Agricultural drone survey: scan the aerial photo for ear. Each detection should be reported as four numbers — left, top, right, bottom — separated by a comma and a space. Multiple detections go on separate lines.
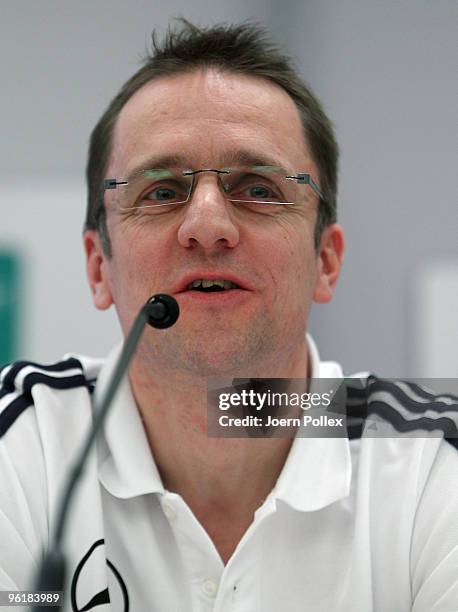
313, 223, 345, 304
83, 230, 114, 310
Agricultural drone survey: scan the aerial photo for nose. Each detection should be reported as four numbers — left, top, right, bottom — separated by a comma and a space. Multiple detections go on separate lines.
177, 173, 240, 251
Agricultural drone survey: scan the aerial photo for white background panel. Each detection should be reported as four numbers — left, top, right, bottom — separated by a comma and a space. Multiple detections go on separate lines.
2, 183, 121, 362
413, 262, 458, 378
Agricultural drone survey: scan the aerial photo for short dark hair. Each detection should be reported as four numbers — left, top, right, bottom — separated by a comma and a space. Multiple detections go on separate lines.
85, 19, 338, 255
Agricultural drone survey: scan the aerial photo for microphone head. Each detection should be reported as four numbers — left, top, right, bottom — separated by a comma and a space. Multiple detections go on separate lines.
145, 294, 180, 329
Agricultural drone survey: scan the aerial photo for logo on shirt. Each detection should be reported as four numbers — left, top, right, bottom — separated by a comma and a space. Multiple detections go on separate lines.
70, 539, 129, 611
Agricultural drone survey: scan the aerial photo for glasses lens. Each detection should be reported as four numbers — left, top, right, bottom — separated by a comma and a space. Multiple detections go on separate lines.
220, 166, 297, 205
121, 168, 192, 210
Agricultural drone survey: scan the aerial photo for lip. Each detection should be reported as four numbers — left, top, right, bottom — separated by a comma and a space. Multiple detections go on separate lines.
173, 271, 254, 294
175, 288, 251, 306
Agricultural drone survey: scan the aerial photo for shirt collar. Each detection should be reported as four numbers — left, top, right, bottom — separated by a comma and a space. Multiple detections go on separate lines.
271, 334, 352, 512
96, 343, 165, 499
96, 335, 351, 508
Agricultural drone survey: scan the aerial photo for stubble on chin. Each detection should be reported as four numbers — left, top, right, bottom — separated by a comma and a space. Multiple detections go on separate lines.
135, 312, 282, 378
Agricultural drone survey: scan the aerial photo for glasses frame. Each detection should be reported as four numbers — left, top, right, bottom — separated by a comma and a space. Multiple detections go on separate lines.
103, 166, 324, 210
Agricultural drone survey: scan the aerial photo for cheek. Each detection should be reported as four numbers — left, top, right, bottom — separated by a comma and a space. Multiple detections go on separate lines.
110, 215, 163, 268
254, 223, 317, 311
273, 223, 317, 283
106, 224, 165, 309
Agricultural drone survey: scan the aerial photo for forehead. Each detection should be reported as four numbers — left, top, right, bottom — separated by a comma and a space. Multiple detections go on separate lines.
109, 68, 312, 174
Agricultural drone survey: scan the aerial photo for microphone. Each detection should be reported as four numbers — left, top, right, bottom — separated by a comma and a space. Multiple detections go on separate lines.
32, 294, 179, 611
145, 293, 180, 329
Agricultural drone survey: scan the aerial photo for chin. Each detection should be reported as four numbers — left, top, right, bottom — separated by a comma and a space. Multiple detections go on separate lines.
176, 334, 268, 377
182, 346, 252, 376
137, 316, 280, 376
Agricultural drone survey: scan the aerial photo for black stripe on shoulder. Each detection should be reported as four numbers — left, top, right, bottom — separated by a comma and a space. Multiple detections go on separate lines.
368, 400, 458, 438
346, 419, 364, 440
1, 357, 85, 394
345, 376, 458, 448
345, 379, 368, 440
0, 395, 33, 438
86, 378, 97, 395
402, 380, 458, 402
446, 436, 458, 451
0, 357, 93, 439
22, 371, 88, 394
367, 377, 458, 415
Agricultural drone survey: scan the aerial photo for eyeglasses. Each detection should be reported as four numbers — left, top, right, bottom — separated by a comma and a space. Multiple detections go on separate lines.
104, 165, 324, 213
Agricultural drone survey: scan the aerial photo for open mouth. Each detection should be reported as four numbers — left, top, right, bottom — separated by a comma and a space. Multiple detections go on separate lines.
187, 279, 241, 293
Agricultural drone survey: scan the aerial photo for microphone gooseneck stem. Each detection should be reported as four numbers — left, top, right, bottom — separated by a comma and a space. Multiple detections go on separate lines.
33, 294, 179, 612
53, 304, 149, 547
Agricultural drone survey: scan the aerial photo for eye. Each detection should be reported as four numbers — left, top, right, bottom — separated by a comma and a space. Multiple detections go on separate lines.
141, 180, 189, 205
145, 186, 178, 201
224, 172, 283, 203
245, 184, 277, 201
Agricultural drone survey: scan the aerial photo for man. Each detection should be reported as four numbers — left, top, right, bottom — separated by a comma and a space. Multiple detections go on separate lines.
1, 20, 457, 612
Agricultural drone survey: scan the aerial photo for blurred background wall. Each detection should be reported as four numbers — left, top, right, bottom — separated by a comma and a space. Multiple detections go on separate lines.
1, 0, 457, 376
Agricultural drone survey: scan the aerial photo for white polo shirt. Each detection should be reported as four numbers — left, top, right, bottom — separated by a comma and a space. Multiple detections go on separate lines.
0, 337, 457, 611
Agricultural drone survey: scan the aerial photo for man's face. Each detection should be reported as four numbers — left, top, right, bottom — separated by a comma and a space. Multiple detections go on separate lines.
85, 69, 343, 376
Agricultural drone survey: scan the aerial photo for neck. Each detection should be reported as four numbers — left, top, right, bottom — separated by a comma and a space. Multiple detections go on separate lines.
128, 337, 310, 512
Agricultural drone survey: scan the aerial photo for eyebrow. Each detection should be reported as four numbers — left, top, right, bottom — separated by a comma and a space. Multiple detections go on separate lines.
124, 154, 188, 178
123, 150, 290, 178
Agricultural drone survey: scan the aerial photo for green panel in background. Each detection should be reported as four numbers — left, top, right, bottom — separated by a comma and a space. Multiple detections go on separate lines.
0, 251, 21, 367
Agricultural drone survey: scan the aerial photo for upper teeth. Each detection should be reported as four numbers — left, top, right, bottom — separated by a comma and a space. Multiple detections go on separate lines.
188, 279, 239, 290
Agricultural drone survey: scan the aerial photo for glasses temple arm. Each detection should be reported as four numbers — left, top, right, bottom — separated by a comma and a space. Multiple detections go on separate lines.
288, 173, 325, 200
104, 179, 128, 190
